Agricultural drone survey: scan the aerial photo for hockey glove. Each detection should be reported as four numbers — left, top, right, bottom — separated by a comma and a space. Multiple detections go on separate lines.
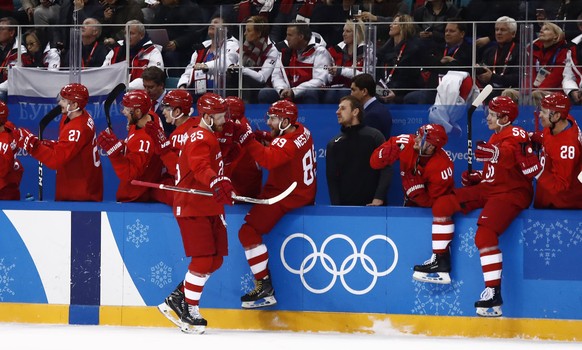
401, 171, 425, 201
210, 175, 234, 206
254, 130, 273, 145
144, 121, 170, 155
516, 142, 543, 180
97, 129, 123, 157
371, 139, 400, 169
461, 170, 482, 187
232, 121, 255, 147
528, 131, 543, 153
475, 141, 499, 163
16, 128, 40, 153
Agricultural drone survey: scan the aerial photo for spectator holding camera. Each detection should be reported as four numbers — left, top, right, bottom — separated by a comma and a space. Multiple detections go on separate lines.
99, 0, 144, 44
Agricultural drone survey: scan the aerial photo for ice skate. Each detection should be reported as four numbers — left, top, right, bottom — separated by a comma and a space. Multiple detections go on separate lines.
412, 253, 451, 284
241, 277, 277, 309
157, 283, 185, 327
180, 304, 207, 334
475, 286, 503, 317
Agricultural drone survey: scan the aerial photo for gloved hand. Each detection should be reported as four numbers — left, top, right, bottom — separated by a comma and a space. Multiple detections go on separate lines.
461, 170, 482, 187
375, 140, 400, 167
16, 128, 40, 153
210, 175, 234, 205
254, 130, 273, 144
475, 141, 499, 163
529, 131, 543, 153
401, 171, 425, 201
97, 129, 123, 156
516, 142, 543, 180
232, 121, 255, 147
144, 121, 170, 155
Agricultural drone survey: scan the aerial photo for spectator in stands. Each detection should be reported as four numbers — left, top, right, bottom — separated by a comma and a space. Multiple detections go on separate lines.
151, 0, 204, 77
0, 17, 26, 100
233, 0, 273, 23
270, 0, 318, 43
376, 14, 422, 104
326, 95, 390, 206
21, 0, 62, 45
476, 16, 520, 100
556, 0, 582, 41
177, 16, 239, 98
412, 0, 460, 51
258, 21, 333, 104
227, 15, 279, 103
350, 73, 392, 139
0, 101, 23, 200
22, 28, 61, 70
354, 0, 409, 42
96, 89, 164, 202
530, 21, 575, 105
308, 0, 351, 45
99, 0, 144, 44
76, 18, 110, 68
404, 19, 472, 105
324, 18, 366, 104
530, 93, 582, 209
102, 19, 164, 90
16, 83, 104, 201
141, 66, 173, 135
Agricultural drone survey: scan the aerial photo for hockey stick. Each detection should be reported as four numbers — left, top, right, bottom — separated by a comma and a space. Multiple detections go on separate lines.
467, 84, 493, 172
38, 106, 62, 201
131, 179, 297, 205
104, 83, 126, 131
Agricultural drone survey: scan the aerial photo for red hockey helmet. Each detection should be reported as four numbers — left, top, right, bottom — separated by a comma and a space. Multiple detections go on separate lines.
418, 123, 448, 149
488, 96, 518, 122
163, 89, 193, 113
541, 93, 571, 117
225, 96, 245, 121
122, 90, 152, 115
0, 101, 8, 126
197, 93, 227, 115
60, 83, 89, 109
267, 100, 298, 124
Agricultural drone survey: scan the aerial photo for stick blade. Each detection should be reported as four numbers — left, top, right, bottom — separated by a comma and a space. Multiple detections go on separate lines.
39, 106, 62, 139
472, 84, 493, 107
105, 83, 126, 107
234, 181, 297, 205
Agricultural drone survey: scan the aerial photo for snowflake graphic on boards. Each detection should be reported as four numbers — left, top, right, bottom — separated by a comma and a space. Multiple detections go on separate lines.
240, 273, 255, 294
151, 261, 172, 288
411, 279, 464, 316
0, 258, 16, 301
520, 219, 582, 266
457, 226, 478, 258
126, 219, 150, 248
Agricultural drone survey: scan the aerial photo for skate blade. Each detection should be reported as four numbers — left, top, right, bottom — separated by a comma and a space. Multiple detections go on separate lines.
180, 323, 206, 334
157, 302, 183, 328
412, 271, 451, 284
241, 296, 277, 309
476, 306, 502, 317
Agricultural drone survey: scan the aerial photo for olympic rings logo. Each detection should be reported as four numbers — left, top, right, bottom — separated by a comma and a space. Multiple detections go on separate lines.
280, 233, 398, 295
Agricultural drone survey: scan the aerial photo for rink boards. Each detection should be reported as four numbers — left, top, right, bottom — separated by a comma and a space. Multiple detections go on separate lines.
0, 202, 581, 341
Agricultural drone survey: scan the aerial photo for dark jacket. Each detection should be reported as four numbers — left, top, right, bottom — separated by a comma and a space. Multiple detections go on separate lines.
326, 123, 391, 206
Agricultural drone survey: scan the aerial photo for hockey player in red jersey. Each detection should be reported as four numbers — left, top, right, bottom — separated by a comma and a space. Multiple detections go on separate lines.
231, 99, 316, 309
221, 96, 263, 198
17, 83, 103, 201
96, 89, 164, 202
370, 123, 454, 207
0, 102, 23, 200
371, 123, 454, 283
156, 92, 234, 334
144, 89, 200, 206
530, 93, 582, 208
414, 96, 536, 317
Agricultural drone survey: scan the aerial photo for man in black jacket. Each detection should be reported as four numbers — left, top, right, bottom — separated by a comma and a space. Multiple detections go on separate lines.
326, 95, 391, 206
